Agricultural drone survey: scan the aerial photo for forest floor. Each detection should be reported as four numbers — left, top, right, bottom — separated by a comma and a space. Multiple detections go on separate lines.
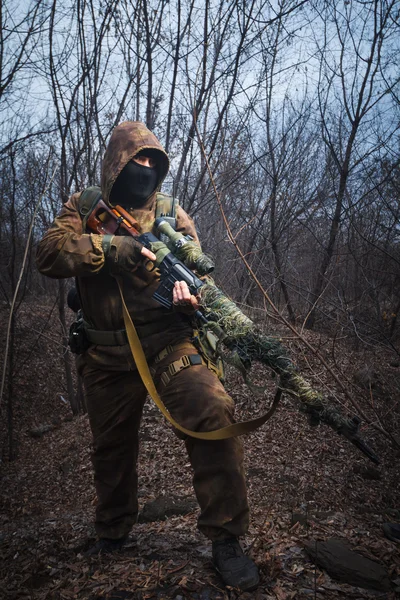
1, 303, 400, 600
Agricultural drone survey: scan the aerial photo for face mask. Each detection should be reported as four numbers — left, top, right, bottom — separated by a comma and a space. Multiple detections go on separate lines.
110, 160, 158, 207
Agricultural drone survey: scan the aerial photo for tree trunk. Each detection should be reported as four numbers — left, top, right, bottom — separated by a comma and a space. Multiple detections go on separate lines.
58, 279, 77, 414
6, 313, 16, 461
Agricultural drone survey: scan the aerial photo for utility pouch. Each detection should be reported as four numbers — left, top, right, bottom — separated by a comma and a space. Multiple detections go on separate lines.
192, 328, 225, 383
68, 311, 90, 355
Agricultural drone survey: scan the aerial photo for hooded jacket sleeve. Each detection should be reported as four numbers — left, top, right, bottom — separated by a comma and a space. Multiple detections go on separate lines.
36, 193, 105, 278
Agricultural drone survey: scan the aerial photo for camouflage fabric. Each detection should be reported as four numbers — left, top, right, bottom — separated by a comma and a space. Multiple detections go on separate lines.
36, 122, 200, 368
36, 121, 249, 541
83, 341, 249, 541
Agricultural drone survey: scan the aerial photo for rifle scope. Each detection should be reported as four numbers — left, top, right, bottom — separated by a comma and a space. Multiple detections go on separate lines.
155, 218, 215, 276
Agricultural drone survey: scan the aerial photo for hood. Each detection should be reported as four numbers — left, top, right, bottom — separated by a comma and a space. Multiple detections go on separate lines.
101, 121, 170, 206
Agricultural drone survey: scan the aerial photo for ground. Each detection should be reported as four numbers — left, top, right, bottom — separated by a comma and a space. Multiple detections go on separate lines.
1, 303, 399, 599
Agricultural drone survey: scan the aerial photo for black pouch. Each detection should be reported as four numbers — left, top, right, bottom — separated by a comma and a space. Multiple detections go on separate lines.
68, 311, 90, 355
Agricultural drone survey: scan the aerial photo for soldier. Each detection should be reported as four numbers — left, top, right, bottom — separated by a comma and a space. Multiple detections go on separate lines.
36, 121, 259, 591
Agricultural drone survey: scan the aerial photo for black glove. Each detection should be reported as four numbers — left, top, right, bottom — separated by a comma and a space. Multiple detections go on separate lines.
102, 234, 144, 274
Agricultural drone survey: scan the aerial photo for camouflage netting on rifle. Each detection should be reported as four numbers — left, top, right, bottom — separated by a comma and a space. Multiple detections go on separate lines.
156, 219, 215, 276
172, 239, 215, 276
199, 282, 356, 435
150, 217, 377, 462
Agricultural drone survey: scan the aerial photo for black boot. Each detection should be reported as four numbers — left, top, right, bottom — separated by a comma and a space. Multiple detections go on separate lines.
212, 537, 259, 591
86, 536, 128, 556
382, 523, 400, 543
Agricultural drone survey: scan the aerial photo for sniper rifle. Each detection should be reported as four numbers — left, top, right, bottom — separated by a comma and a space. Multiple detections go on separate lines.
85, 200, 380, 465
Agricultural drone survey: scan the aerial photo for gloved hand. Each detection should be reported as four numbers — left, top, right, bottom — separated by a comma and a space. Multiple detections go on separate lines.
102, 235, 156, 274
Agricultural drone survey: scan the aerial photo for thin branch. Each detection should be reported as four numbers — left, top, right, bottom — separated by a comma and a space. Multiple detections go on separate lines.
0, 159, 58, 410
193, 116, 393, 443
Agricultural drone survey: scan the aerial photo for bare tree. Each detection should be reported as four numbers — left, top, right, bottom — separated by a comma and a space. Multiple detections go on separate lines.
1, 0, 399, 458
305, 0, 400, 328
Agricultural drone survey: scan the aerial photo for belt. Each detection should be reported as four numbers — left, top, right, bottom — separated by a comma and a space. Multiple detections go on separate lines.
84, 320, 168, 346
84, 324, 128, 346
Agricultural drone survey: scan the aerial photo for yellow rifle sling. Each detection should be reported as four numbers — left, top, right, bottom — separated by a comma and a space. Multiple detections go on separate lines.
117, 279, 281, 439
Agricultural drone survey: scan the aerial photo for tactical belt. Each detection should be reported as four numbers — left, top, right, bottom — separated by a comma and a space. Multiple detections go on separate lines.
84, 324, 128, 346
83, 320, 165, 346
116, 278, 282, 440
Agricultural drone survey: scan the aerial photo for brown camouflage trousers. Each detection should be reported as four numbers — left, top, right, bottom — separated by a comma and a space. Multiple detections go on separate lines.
82, 340, 249, 541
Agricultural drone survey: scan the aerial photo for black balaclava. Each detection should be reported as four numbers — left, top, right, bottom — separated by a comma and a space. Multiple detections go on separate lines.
110, 156, 158, 208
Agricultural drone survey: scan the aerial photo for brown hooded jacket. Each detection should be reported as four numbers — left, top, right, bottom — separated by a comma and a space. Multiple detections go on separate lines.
36, 121, 199, 371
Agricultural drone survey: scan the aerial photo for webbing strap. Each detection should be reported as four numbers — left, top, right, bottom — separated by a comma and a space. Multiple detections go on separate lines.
116, 279, 281, 439
160, 354, 205, 387
153, 342, 193, 364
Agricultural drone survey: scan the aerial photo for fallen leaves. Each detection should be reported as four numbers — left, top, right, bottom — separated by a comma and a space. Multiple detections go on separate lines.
1, 310, 400, 598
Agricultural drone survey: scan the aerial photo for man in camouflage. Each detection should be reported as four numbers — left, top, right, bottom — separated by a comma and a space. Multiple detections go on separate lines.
36, 121, 259, 591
